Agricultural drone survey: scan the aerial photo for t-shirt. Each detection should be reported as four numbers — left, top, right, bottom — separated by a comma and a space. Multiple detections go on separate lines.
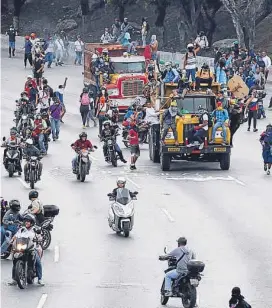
25, 41, 32, 53
200, 113, 209, 131
168, 246, 196, 274
7, 29, 16, 42
49, 103, 63, 120
129, 129, 139, 145
75, 40, 84, 52
145, 107, 159, 124
29, 88, 38, 102
34, 59, 43, 72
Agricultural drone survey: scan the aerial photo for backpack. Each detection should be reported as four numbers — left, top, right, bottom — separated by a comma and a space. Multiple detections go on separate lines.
81, 93, 90, 105
200, 112, 213, 127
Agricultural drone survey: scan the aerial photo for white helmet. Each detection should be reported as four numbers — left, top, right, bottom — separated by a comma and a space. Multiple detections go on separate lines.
117, 177, 126, 185
102, 48, 108, 53
25, 138, 33, 145
92, 54, 98, 60
187, 43, 194, 48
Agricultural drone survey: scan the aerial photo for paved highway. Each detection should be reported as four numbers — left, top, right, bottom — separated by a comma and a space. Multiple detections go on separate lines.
1, 53, 272, 308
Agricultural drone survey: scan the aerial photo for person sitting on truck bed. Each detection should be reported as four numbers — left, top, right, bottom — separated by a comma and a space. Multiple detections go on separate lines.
195, 63, 214, 90
211, 101, 229, 145
101, 28, 113, 44
187, 105, 210, 150
161, 101, 182, 145
162, 62, 180, 83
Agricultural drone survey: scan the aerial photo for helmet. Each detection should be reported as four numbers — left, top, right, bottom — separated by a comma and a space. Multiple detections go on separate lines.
103, 120, 111, 127
9, 199, 21, 212
25, 35, 30, 40
231, 287, 241, 296
29, 189, 39, 200
177, 237, 187, 245
92, 54, 98, 60
23, 214, 36, 226
83, 87, 88, 93
117, 177, 126, 186
30, 33, 36, 38
102, 48, 108, 53
79, 132, 87, 139
35, 114, 42, 119
170, 101, 177, 107
25, 138, 33, 146
41, 111, 48, 117
187, 43, 194, 49
10, 129, 17, 135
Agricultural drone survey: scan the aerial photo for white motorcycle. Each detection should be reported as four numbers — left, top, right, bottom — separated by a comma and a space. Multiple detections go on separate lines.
107, 188, 138, 237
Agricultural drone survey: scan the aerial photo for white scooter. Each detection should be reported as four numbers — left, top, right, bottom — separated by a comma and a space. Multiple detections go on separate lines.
107, 188, 138, 237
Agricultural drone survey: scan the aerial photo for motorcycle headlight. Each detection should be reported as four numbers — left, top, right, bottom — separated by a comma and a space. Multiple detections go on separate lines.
107, 140, 113, 145
16, 244, 27, 251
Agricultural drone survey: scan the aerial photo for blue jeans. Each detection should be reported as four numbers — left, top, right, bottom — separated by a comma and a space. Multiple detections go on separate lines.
151, 53, 157, 60
38, 134, 46, 153
75, 51, 82, 64
186, 69, 196, 82
164, 269, 179, 291
9, 41, 15, 49
1, 230, 13, 254
34, 250, 42, 280
212, 121, 227, 142
50, 118, 60, 139
45, 52, 54, 66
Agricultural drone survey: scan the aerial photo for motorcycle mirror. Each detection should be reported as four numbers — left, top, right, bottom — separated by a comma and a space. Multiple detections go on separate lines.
15, 100, 18, 102
2, 137, 6, 141
164, 246, 168, 254
93, 145, 98, 149
133, 191, 138, 195
13, 119, 16, 122
107, 193, 112, 197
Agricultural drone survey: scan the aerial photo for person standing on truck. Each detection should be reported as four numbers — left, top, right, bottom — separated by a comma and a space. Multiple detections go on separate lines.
184, 43, 201, 90
112, 18, 121, 41
161, 101, 182, 146
74, 35, 84, 65
150, 35, 158, 60
101, 28, 113, 44
141, 17, 149, 47
6, 25, 17, 58
195, 63, 214, 90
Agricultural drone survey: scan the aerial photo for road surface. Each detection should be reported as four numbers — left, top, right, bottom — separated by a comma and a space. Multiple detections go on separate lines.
1, 52, 272, 308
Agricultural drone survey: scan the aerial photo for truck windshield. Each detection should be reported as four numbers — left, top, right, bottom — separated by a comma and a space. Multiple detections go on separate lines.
111, 62, 145, 74
177, 97, 215, 113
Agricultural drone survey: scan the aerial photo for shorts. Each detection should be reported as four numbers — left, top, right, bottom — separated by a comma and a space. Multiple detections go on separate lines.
34, 72, 42, 79
9, 41, 15, 49
130, 145, 140, 157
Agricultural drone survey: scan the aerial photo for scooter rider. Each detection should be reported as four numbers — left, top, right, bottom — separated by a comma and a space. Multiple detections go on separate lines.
101, 121, 127, 163
8, 214, 44, 286
23, 139, 43, 181
1, 200, 23, 256
28, 190, 45, 225
159, 237, 196, 297
111, 177, 137, 198
71, 132, 94, 174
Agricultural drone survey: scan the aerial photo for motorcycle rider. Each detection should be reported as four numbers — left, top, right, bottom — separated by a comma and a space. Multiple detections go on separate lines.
1, 200, 23, 256
8, 214, 44, 286
23, 138, 43, 181
229, 287, 251, 308
1, 198, 9, 223
160, 237, 196, 297
111, 177, 136, 198
28, 190, 45, 225
71, 132, 95, 174
32, 113, 48, 155
17, 113, 34, 133
101, 121, 127, 163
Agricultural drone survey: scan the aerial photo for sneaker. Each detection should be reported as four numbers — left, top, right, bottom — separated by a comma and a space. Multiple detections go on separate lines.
86, 124, 90, 127
56, 135, 59, 140
130, 165, 135, 170
18, 171, 22, 176
83, 125, 86, 129
164, 291, 172, 297
121, 159, 127, 163
60, 120, 64, 123
264, 164, 268, 171
8, 280, 17, 286
253, 128, 258, 132
199, 142, 204, 150
72, 169, 77, 174
53, 138, 56, 141
247, 127, 250, 131
38, 279, 45, 286
186, 143, 195, 147
267, 170, 271, 175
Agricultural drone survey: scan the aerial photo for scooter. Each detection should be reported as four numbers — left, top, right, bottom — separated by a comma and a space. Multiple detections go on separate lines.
107, 188, 138, 237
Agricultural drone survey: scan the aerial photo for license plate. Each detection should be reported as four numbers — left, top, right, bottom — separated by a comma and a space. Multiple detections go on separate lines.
190, 278, 199, 286
167, 148, 180, 152
214, 147, 226, 152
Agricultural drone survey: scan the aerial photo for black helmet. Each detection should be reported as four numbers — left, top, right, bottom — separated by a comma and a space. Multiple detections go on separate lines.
231, 287, 241, 296
79, 132, 87, 138
202, 63, 209, 70
23, 214, 36, 226
41, 111, 48, 117
29, 190, 39, 200
9, 199, 21, 212
83, 87, 88, 93
177, 237, 187, 245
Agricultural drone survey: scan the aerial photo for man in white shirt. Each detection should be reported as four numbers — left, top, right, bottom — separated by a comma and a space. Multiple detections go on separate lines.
74, 35, 84, 65
195, 31, 209, 49
144, 101, 160, 125
55, 37, 65, 66
262, 51, 271, 82
100, 28, 113, 44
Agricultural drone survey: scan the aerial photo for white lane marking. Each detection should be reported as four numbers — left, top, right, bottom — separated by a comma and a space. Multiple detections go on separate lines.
37, 294, 48, 308
16, 177, 30, 189
54, 245, 60, 263
126, 176, 141, 189
227, 176, 246, 186
161, 208, 175, 222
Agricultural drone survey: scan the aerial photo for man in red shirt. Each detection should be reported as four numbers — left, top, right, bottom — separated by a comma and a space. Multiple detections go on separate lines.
71, 132, 95, 173
128, 122, 140, 170
24, 75, 37, 91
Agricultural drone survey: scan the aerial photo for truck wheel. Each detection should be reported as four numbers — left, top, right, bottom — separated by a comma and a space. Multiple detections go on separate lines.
161, 154, 171, 171
220, 153, 230, 170
149, 126, 160, 163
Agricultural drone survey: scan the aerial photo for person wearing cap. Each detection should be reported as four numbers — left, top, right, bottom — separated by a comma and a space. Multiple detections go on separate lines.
74, 35, 84, 65
160, 237, 196, 297
161, 100, 182, 145
211, 100, 229, 144
184, 43, 200, 90
6, 25, 17, 58
195, 63, 214, 90
229, 287, 251, 308
24, 36, 33, 67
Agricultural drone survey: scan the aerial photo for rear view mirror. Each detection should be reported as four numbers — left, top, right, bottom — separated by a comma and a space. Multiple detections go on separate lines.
107, 193, 112, 197
164, 246, 168, 254
93, 145, 98, 149
133, 191, 138, 195
2, 137, 6, 141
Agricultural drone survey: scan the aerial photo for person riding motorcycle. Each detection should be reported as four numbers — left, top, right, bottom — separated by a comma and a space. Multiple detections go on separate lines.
23, 138, 43, 181
32, 114, 48, 155
8, 214, 44, 286
101, 121, 127, 163
159, 237, 196, 297
71, 132, 95, 174
1, 200, 23, 256
1, 198, 9, 223
41, 111, 51, 143
111, 177, 137, 198
17, 113, 34, 133
28, 190, 45, 225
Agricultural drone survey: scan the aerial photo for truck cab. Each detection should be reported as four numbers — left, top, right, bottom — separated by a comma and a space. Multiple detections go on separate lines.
84, 43, 148, 112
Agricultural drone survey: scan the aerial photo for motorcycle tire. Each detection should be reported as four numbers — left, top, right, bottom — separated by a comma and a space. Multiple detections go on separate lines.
181, 284, 197, 308
8, 164, 14, 178
80, 165, 86, 182
160, 279, 169, 305
123, 221, 130, 237
111, 153, 117, 167
41, 229, 52, 250
30, 170, 35, 189
1, 249, 11, 259
15, 260, 27, 289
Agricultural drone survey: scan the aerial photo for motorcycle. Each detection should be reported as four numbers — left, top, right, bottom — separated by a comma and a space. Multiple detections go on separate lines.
104, 136, 119, 167
24, 156, 42, 189
12, 229, 43, 289
2, 138, 22, 177
107, 188, 138, 237
138, 121, 150, 144
159, 247, 205, 308
74, 146, 97, 182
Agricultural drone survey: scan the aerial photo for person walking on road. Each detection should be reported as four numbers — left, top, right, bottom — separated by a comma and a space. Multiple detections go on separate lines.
128, 122, 140, 170
6, 25, 17, 58
49, 97, 63, 141
246, 89, 258, 132
260, 124, 272, 175
79, 88, 91, 129
23, 36, 33, 68
229, 287, 251, 308
74, 36, 84, 65
55, 77, 67, 123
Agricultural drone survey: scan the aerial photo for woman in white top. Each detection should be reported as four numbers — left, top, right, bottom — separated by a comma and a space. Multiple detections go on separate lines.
183, 43, 201, 90
74, 35, 84, 65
